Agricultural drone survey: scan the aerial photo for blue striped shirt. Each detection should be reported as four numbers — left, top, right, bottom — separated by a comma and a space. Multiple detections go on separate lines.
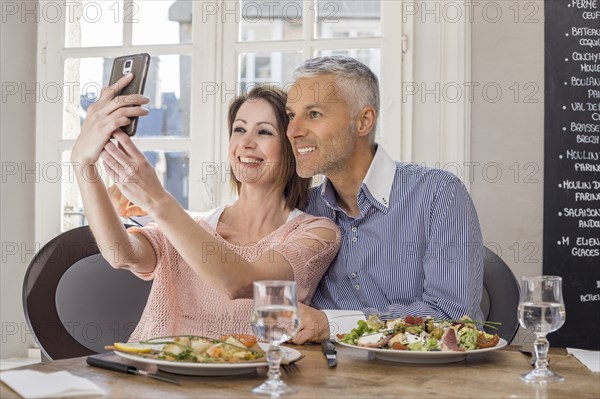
306, 146, 484, 321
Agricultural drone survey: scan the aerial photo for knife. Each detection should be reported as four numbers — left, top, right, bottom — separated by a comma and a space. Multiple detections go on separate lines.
321, 340, 337, 368
86, 356, 180, 385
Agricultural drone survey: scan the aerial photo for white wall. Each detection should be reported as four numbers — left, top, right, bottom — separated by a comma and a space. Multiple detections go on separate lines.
411, 7, 442, 165
411, 1, 545, 345
1, 8, 38, 358
470, 1, 545, 345
470, 1, 545, 276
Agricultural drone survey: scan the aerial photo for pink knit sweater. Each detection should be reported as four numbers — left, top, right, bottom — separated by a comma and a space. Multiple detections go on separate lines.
127, 208, 340, 342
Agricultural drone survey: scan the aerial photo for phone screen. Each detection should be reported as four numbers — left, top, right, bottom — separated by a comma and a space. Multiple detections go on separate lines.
108, 53, 150, 136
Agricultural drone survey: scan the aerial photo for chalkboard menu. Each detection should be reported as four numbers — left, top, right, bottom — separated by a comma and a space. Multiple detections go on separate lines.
544, 0, 599, 350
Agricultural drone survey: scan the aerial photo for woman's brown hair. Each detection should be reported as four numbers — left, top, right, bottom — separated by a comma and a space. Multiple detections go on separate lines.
227, 85, 311, 210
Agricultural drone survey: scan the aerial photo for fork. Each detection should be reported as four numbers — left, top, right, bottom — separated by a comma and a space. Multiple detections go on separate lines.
281, 354, 305, 373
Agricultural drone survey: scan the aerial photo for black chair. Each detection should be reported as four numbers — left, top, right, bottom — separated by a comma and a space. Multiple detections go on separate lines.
23, 225, 152, 361
480, 246, 520, 343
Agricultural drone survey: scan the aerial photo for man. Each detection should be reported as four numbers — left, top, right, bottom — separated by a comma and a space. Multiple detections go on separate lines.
285, 56, 484, 344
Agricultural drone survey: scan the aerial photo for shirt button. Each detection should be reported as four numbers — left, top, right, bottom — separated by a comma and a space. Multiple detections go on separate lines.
351, 227, 357, 232
351, 237, 357, 243
354, 284, 360, 290
350, 272, 357, 279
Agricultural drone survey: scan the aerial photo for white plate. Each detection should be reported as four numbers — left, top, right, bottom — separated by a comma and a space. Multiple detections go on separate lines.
115, 342, 301, 376
324, 311, 366, 340
337, 338, 507, 364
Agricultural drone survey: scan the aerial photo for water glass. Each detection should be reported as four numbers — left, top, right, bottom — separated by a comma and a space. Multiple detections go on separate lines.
517, 276, 566, 383
251, 280, 300, 396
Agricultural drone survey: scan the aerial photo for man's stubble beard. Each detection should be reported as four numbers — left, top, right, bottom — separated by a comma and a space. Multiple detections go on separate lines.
296, 123, 358, 182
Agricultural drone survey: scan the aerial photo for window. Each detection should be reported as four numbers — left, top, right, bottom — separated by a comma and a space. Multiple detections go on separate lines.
220, 0, 404, 200
36, 0, 405, 242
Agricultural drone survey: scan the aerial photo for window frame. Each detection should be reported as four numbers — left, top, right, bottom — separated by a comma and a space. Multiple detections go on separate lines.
218, 0, 406, 202
35, 1, 215, 245
35, 0, 472, 245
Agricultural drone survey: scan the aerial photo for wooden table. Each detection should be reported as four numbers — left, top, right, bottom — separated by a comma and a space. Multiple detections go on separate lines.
1, 345, 598, 398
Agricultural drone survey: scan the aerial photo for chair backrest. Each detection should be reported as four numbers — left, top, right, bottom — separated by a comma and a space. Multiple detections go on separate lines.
23, 225, 152, 361
480, 246, 520, 343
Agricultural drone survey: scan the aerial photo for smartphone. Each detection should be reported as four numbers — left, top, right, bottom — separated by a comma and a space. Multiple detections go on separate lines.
108, 53, 150, 136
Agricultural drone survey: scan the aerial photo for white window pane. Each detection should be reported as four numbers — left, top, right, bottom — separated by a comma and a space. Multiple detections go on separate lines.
65, 0, 123, 48
239, 52, 303, 88
61, 150, 189, 230
316, 0, 381, 39
132, 0, 192, 45
239, 0, 303, 41
63, 55, 191, 140
143, 150, 190, 208
136, 55, 192, 138
63, 57, 104, 141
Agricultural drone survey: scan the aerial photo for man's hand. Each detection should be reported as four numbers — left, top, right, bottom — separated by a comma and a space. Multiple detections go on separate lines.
290, 303, 330, 344
107, 184, 148, 217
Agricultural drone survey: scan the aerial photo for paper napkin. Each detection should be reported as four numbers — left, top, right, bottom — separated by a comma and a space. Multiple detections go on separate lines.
567, 348, 600, 373
0, 369, 104, 398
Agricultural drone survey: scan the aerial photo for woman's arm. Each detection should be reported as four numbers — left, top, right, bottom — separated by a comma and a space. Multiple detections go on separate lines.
101, 133, 339, 299
107, 184, 148, 217
71, 74, 155, 273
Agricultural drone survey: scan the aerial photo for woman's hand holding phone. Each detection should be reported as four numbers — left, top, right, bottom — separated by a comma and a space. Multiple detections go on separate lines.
107, 53, 150, 136
71, 73, 149, 166
71, 53, 160, 219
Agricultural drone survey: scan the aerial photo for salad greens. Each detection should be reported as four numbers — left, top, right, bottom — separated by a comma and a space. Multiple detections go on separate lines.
338, 315, 500, 352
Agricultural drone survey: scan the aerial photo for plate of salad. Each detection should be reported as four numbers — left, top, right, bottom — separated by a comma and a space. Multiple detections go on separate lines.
113, 334, 301, 375
336, 315, 506, 364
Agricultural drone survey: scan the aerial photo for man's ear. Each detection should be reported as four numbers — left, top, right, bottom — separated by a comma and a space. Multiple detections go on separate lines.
355, 106, 377, 137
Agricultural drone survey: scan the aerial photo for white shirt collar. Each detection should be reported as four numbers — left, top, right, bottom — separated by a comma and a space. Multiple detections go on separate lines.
320, 144, 396, 209
362, 145, 396, 208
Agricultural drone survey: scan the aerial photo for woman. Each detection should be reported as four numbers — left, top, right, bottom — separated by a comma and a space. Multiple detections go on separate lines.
71, 74, 340, 341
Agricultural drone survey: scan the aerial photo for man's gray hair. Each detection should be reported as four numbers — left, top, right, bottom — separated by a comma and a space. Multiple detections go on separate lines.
293, 56, 380, 121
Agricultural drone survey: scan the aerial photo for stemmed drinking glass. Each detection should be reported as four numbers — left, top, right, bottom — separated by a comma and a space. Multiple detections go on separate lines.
251, 281, 300, 396
517, 276, 566, 383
